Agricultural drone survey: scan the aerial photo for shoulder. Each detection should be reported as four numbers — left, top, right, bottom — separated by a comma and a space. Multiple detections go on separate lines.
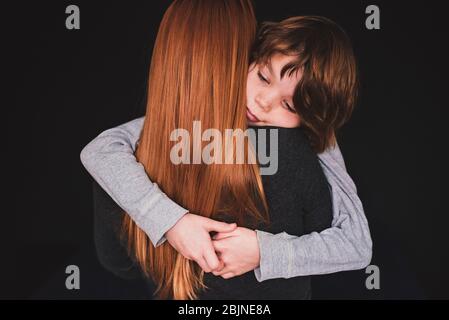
277, 128, 329, 194
276, 127, 318, 169
250, 126, 322, 179
257, 127, 324, 186
250, 126, 311, 156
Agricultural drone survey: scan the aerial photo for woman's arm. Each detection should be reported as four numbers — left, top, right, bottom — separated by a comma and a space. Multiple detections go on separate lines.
254, 142, 372, 281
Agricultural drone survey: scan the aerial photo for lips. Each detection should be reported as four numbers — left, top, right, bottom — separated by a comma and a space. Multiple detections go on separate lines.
246, 107, 260, 122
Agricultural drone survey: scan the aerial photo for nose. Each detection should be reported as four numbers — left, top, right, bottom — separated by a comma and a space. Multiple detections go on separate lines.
255, 94, 272, 112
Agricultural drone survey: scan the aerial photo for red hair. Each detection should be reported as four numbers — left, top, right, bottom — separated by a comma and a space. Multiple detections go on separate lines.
122, 0, 268, 300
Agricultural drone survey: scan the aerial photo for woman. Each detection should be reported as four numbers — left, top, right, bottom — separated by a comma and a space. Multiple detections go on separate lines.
123, 0, 274, 300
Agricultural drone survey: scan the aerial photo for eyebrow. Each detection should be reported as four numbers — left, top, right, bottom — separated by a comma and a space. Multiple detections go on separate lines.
266, 60, 298, 80
281, 63, 299, 80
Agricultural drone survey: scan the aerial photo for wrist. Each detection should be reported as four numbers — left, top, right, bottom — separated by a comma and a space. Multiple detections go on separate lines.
252, 230, 261, 267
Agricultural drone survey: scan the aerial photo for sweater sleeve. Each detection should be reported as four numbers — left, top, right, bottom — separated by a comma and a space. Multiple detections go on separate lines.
80, 117, 188, 247
254, 142, 372, 281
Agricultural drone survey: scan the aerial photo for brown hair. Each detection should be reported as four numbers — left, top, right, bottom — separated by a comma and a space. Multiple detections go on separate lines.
251, 16, 359, 153
122, 0, 268, 300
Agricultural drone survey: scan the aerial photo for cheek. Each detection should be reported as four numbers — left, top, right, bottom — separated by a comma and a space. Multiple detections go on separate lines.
246, 74, 257, 105
291, 116, 301, 127
279, 112, 301, 128
290, 115, 301, 127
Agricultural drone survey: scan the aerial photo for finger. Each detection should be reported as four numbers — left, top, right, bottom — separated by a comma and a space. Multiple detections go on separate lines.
216, 259, 225, 271
203, 244, 220, 271
213, 231, 236, 240
212, 264, 230, 276
205, 219, 237, 233
211, 260, 225, 274
195, 257, 212, 273
221, 272, 235, 279
211, 239, 226, 252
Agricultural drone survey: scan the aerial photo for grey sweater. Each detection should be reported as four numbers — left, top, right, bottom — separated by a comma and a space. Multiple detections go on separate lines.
80, 117, 372, 281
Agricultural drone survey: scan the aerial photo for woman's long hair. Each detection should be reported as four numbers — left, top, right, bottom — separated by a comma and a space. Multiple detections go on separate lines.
122, 0, 269, 300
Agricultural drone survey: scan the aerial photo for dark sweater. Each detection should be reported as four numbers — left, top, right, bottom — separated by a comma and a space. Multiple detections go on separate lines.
93, 127, 332, 299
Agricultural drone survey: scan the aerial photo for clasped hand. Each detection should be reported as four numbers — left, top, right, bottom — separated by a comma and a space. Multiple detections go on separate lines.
165, 213, 260, 279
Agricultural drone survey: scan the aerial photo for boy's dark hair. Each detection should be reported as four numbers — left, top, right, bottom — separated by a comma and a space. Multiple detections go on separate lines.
251, 16, 359, 153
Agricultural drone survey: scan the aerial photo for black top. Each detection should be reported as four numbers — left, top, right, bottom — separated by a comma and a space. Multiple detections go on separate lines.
93, 127, 332, 300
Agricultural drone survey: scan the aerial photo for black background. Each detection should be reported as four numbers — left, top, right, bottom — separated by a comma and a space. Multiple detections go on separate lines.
3, 0, 448, 299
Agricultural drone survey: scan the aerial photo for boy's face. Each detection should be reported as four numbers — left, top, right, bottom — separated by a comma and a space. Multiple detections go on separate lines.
246, 53, 302, 128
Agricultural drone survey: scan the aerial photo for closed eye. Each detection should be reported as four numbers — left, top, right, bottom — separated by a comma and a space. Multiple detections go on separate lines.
257, 71, 270, 84
283, 101, 296, 113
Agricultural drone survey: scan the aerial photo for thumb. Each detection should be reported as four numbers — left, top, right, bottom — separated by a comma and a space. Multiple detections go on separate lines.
203, 243, 220, 271
205, 219, 237, 233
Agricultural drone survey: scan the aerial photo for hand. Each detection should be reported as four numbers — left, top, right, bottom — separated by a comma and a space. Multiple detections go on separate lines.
211, 227, 260, 279
165, 213, 237, 273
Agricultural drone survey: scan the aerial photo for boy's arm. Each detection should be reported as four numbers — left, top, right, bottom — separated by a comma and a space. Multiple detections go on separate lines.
80, 117, 188, 247
254, 142, 372, 281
